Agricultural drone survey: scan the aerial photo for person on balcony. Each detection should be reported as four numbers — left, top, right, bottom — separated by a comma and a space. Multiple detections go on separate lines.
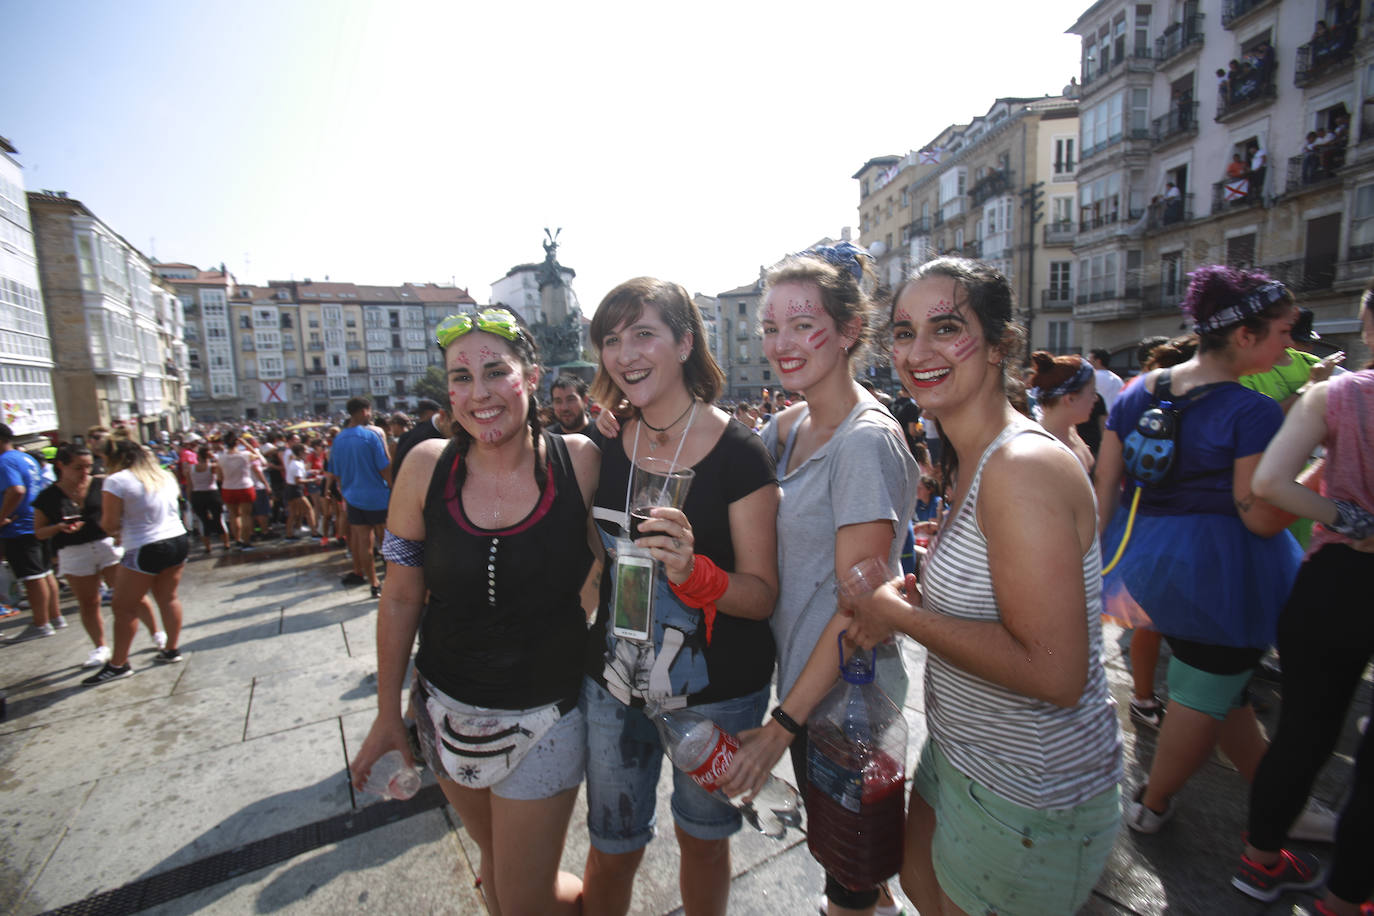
1247, 142, 1268, 200
1254, 41, 1276, 83
1164, 182, 1183, 225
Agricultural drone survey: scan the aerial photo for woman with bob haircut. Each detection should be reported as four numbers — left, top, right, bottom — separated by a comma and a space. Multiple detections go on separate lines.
84, 438, 189, 684
845, 257, 1122, 916
584, 277, 779, 916
351, 308, 599, 915
717, 242, 917, 916
1027, 350, 1098, 476
1094, 265, 1333, 842
1231, 286, 1374, 913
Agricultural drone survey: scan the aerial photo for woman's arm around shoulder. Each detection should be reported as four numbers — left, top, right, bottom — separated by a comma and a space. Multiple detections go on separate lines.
1253, 381, 1335, 525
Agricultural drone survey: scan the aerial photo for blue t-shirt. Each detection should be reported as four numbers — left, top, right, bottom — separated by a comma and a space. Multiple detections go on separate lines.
328, 426, 390, 511
0, 449, 44, 537
1106, 376, 1283, 517
914, 495, 943, 522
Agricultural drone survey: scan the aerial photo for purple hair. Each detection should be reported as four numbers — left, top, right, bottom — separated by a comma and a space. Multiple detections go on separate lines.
1180, 265, 1293, 352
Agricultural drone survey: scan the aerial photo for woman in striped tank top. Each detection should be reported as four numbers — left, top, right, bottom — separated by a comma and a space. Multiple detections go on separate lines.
846, 258, 1122, 916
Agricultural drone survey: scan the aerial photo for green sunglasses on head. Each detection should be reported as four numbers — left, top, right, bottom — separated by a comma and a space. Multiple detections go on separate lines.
434, 308, 521, 348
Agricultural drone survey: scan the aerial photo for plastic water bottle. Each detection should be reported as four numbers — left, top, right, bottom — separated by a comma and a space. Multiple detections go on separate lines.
362, 749, 422, 800
645, 704, 802, 839
805, 636, 908, 891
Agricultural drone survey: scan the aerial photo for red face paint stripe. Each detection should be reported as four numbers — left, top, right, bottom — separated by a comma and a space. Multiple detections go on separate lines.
806, 329, 829, 348
952, 337, 978, 360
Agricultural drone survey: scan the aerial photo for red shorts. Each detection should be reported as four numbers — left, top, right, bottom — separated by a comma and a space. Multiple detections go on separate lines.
222, 487, 255, 505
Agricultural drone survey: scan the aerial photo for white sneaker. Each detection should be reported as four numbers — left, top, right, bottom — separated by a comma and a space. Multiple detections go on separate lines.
153, 630, 168, 650
83, 646, 112, 668
1124, 785, 1176, 833
1289, 798, 1338, 843
51, 616, 68, 629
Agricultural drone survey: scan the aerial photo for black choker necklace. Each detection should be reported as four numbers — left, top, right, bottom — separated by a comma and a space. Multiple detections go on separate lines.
641, 398, 695, 447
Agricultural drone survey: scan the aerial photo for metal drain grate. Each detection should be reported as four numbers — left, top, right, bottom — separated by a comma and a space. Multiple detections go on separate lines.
39, 785, 446, 916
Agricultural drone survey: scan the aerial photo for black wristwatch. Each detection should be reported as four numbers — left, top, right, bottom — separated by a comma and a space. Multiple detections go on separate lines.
770, 706, 804, 736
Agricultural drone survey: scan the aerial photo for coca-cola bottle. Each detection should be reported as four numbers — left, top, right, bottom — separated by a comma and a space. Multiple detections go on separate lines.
805, 638, 908, 891
644, 703, 802, 839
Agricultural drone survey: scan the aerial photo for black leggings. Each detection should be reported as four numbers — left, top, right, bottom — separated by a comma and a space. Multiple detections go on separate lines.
190, 490, 224, 536
1248, 544, 1374, 903
789, 733, 882, 911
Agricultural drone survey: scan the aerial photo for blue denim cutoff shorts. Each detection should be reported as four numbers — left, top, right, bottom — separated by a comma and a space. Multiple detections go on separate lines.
581, 676, 769, 853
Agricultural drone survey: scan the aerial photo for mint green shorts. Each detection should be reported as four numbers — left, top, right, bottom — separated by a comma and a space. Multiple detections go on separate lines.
914, 739, 1120, 916
1166, 655, 1252, 721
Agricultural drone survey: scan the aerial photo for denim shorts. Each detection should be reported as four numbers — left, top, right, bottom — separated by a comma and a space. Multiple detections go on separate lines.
915, 738, 1120, 916
57, 538, 122, 577
581, 676, 769, 853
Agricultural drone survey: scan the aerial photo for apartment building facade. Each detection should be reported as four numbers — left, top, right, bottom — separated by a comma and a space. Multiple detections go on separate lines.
1067, 0, 1371, 366
855, 96, 1082, 359
28, 192, 188, 439
0, 139, 58, 437
163, 265, 476, 421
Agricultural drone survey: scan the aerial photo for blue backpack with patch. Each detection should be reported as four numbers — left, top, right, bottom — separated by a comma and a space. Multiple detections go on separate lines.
1121, 368, 1227, 487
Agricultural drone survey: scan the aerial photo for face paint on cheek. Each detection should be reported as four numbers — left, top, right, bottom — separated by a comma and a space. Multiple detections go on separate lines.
806, 329, 830, 350
950, 333, 979, 361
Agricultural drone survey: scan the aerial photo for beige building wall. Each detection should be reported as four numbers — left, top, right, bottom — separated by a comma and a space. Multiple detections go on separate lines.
1067, 0, 1371, 368
859, 98, 1080, 362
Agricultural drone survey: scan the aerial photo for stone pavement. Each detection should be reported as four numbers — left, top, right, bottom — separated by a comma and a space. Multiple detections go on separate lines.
0, 539, 1366, 916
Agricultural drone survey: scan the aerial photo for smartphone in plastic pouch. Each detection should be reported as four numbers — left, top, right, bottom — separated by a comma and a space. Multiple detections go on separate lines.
611, 538, 655, 642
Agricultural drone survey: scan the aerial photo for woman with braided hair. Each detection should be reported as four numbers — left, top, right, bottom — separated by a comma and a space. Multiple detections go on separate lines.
717, 242, 916, 916
351, 308, 600, 915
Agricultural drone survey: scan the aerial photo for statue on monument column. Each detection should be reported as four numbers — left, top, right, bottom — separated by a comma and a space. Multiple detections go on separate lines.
530, 228, 580, 366
539, 227, 563, 290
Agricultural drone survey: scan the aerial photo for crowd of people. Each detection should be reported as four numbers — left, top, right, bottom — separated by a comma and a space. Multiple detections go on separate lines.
4, 248, 1371, 915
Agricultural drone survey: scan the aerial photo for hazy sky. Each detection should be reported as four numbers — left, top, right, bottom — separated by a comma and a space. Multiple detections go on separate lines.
4, 0, 1089, 312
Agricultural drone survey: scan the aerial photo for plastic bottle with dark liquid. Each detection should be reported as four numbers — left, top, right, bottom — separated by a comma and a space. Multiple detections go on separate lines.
805, 636, 908, 891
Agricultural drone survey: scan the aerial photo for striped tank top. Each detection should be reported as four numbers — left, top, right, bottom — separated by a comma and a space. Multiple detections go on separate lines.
921, 421, 1122, 809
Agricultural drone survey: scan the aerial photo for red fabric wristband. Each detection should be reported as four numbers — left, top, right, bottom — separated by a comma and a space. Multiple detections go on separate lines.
669, 555, 730, 645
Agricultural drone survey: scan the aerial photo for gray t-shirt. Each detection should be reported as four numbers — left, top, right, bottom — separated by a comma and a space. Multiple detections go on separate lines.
762, 400, 919, 698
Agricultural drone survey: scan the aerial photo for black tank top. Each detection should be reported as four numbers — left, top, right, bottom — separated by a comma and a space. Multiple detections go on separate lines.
415, 432, 593, 709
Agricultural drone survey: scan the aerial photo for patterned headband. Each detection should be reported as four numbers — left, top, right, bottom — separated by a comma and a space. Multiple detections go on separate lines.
1194, 281, 1289, 334
801, 241, 871, 283
1030, 358, 1093, 401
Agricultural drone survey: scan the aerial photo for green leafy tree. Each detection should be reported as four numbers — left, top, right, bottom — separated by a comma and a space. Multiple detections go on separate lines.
413, 365, 448, 405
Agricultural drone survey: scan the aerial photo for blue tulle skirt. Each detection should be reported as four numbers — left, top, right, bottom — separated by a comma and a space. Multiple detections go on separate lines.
1100, 505, 1302, 648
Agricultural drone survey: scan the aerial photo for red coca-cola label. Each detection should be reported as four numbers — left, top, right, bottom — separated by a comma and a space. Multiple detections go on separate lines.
687, 729, 739, 791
